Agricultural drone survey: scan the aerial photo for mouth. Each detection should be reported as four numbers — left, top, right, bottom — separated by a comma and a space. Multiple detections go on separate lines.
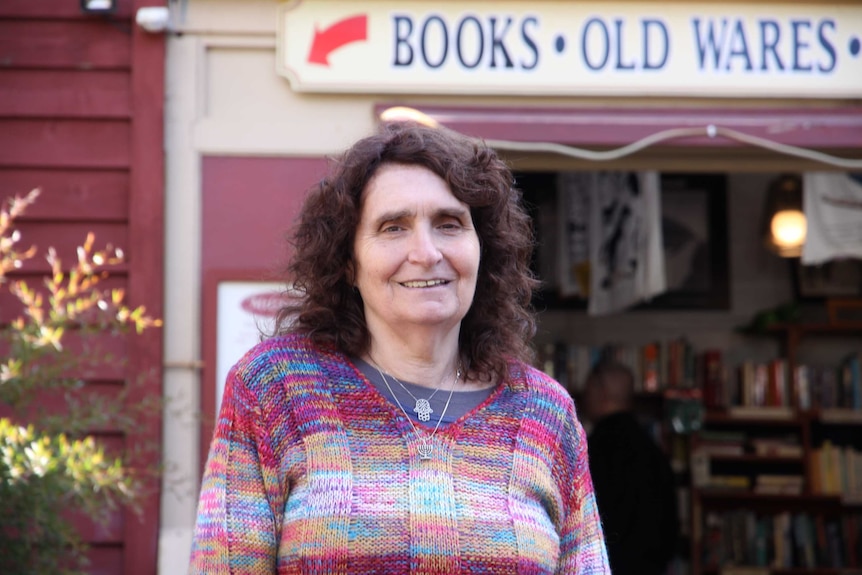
400, 279, 450, 288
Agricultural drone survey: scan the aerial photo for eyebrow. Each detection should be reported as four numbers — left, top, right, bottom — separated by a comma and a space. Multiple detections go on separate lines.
371, 207, 470, 229
371, 209, 411, 229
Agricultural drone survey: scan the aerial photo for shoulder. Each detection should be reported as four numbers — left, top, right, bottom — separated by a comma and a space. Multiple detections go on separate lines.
230, 332, 343, 393
508, 360, 573, 407
507, 361, 592, 486
506, 360, 581, 432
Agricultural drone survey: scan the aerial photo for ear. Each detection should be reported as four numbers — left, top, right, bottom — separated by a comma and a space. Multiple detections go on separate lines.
346, 259, 356, 288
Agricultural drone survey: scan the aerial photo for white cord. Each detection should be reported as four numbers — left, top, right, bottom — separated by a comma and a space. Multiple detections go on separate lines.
483, 124, 862, 169
380, 106, 862, 169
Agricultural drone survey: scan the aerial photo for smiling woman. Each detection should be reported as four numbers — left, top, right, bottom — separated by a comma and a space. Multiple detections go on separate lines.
189, 122, 611, 575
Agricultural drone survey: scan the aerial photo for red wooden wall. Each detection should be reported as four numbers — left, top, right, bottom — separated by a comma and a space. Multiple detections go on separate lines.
0, 1, 164, 573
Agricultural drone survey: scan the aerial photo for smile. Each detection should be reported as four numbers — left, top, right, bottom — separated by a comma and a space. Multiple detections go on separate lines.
400, 279, 449, 288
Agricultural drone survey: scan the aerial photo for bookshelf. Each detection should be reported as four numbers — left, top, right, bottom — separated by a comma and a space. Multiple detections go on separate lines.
690, 323, 862, 575
537, 324, 862, 575
539, 339, 702, 575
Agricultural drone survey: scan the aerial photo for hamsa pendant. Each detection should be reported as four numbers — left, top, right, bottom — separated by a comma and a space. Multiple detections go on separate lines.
414, 398, 433, 422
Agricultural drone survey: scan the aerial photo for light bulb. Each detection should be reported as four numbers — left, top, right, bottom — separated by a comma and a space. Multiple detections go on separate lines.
770, 209, 807, 247
378, 106, 440, 128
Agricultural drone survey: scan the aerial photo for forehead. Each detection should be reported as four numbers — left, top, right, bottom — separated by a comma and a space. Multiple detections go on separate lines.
360, 163, 458, 209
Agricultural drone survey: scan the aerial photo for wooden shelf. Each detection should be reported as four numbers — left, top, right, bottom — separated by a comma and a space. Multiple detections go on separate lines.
702, 409, 862, 426
698, 491, 843, 504
707, 454, 803, 463
764, 322, 862, 336
704, 410, 805, 426
815, 408, 862, 424
704, 568, 862, 575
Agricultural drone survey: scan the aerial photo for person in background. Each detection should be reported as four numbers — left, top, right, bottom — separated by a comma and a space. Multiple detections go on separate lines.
189, 121, 610, 574
582, 359, 680, 575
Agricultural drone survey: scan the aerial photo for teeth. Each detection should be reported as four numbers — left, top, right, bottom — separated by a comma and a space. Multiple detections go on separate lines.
402, 279, 446, 288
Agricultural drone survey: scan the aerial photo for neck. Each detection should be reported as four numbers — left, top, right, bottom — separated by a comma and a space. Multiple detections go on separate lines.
364, 322, 461, 391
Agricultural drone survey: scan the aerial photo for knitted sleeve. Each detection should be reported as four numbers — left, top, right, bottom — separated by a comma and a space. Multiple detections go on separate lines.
188, 362, 284, 574
556, 408, 611, 575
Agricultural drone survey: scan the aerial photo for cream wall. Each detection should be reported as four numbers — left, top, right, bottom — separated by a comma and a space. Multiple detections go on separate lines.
162, 3, 382, 570
160, 0, 851, 571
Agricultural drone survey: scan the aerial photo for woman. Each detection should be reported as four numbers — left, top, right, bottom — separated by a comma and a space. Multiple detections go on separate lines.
190, 122, 610, 574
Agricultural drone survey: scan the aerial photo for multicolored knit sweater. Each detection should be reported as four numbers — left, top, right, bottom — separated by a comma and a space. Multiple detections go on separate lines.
190, 334, 610, 574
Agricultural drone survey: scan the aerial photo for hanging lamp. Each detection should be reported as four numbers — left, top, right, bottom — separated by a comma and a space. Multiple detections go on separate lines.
763, 174, 805, 258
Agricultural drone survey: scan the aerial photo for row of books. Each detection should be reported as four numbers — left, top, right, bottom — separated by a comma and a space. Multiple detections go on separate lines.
693, 439, 862, 498
798, 356, 862, 410
811, 441, 862, 500
537, 341, 862, 412
537, 339, 699, 393
692, 472, 805, 495
704, 354, 862, 412
694, 430, 803, 457
692, 431, 807, 493
702, 510, 861, 570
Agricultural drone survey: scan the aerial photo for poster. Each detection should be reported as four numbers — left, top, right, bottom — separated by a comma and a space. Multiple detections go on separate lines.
215, 281, 293, 415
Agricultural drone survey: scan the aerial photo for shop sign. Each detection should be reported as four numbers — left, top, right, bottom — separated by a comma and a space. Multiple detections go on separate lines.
277, 0, 862, 97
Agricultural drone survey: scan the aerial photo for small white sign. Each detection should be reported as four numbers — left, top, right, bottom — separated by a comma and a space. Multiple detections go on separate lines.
277, 1, 862, 97
215, 281, 293, 415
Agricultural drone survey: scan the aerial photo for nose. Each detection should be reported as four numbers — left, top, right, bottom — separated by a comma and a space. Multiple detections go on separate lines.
407, 226, 442, 266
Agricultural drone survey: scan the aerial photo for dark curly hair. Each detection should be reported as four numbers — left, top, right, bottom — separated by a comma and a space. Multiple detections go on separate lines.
274, 121, 539, 381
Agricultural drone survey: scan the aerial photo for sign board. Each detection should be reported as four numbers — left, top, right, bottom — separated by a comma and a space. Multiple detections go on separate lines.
277, 1, 862, 97
215, 281, 293, 415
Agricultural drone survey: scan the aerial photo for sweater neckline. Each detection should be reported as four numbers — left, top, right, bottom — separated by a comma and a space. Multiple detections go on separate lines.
343, 354, 508, 438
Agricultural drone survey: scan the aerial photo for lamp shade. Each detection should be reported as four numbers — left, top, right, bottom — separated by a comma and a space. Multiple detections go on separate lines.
763, 174, 805, 257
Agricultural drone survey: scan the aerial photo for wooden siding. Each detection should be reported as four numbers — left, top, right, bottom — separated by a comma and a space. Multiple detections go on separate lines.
0, 168, 129, 220
0, 70, 131, 118
0, 0, 163, 573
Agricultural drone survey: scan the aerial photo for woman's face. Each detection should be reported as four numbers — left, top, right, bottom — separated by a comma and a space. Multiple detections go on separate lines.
352, 163, 481, 335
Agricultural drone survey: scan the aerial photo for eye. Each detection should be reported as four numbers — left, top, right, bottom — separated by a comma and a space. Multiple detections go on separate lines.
438, 218, 463, 231
381, 224, 404, 233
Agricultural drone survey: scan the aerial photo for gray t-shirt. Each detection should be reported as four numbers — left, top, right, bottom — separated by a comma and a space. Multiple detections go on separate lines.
353, 357, 495, 427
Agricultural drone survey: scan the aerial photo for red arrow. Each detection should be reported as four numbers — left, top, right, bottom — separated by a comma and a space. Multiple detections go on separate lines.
307, 14, 368, 66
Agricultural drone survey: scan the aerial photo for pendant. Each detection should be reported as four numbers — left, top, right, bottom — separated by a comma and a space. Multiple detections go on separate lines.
414, 398, 433, 422
417, 441, 433, 460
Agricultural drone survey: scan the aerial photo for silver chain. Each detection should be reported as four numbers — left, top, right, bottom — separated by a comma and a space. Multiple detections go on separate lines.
373, 361, 461, 461
382, 370, 443, 421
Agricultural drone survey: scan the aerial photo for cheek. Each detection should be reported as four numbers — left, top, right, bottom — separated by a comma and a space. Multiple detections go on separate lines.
466, 243, 482, 277
355, 252, 395, 287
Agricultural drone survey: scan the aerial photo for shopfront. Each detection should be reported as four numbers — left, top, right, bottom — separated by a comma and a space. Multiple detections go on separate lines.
160, 0, 862, 571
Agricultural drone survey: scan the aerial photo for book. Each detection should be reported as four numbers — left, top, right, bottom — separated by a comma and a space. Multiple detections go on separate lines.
826, 519, 845, 568
702, 349, 724, 408
697, 443, 745, 456
773, 512, 792, 568
727, 405, 794, 419
792, 513, 816, 568
708, 475, 750, 490
753, 474, 804, 495
794, 364, 810, 410
750, 438, 803, 458
767, 358, 789, 407
641, 342, 660, 392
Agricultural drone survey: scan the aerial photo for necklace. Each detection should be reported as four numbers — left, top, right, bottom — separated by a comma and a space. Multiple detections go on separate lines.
373, 362, 461, 461
385, 372, 442, 422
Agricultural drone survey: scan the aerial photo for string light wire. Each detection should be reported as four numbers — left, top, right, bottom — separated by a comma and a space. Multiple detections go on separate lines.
484, 125, 862, 169
378, 107, 862, 169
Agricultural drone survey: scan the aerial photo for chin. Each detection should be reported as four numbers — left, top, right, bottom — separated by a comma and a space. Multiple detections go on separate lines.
403, 308, 467, 328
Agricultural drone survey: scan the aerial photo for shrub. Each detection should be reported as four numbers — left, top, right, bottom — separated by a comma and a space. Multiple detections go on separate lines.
0, 189, 161, 574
